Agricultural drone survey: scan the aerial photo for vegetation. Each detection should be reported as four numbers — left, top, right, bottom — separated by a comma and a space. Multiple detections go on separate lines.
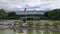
7, 12, 16, 18
27, 29, 33, 34
0, 9, 7, 18
35, 22, 42, 26
13, 21, 17, 26
0, 8, 60, 20
52, 21, 60, 27
18, 20, 23, 26
1, 8, 60, 27
13, 20, 24, 26
27, 20, 34, 26
44, 9, 60, 20
43, 22, 50, 26
18, 29, 23, 33
0, 9, 20, 19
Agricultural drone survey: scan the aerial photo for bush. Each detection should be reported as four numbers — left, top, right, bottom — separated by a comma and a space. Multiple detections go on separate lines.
43, 22, 50, 26
13, 21, 17, 26
18, 20, 23, 26
27, 20, 34, 26
52, 21, 60, 27
35, 22, 42, 26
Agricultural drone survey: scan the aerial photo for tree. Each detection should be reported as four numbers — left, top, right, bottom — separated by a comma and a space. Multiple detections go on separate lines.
44, 9, 60, 20
7, 12, 16, 19
0, 9, 7, 18
44, 12, 48, 17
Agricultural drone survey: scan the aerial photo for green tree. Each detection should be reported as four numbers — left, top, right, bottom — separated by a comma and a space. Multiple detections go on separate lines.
0, 9, 7, 18
44, 12, 48, 17
44, 9, 60, 20
7, 12, 16, 18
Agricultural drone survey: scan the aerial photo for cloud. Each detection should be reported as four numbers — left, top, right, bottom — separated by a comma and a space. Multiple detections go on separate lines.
0, 0, 60, 11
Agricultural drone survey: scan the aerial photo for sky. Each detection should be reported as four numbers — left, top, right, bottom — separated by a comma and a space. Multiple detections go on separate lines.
0, 0, 60, 11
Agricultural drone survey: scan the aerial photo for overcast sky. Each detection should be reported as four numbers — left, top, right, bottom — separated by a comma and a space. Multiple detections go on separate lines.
0, 0, 60, 11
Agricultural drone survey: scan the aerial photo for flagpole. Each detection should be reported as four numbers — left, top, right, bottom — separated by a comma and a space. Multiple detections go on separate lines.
24, 8, 27, 23
26, 8, 27, 23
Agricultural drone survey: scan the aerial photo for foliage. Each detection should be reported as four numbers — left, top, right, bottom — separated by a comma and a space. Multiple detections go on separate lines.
27, 20, 34, 26
52, 21, 60, 27
43, 22, 50, 26
13, 21, 17, 26
13, 20, 24, 26
35, 22, 42, 26
18, 29, 23, 33
27, 29, 33, 34
1, 8, 60, 20
44, 9, 60, 20
7, 12, 17, 19
18, 20, 23, 26
0, 9, 7, 18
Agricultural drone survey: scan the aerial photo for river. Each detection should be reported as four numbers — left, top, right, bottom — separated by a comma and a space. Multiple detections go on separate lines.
0, 29, 60, 34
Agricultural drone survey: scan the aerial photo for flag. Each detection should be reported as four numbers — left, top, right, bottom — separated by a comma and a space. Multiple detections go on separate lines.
23, 8, 26, 13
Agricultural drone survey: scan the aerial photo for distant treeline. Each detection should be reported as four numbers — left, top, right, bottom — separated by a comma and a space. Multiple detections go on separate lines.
44, 9, 60, 20
0, 9, 60, 20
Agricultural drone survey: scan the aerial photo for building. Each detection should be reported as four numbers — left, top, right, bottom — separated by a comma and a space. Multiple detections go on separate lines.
16, 8, 47, 21
16, 10, 46, 15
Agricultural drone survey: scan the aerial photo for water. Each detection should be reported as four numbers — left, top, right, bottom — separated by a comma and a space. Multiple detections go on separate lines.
0, 29, 60, 34
0, 20, 60, 34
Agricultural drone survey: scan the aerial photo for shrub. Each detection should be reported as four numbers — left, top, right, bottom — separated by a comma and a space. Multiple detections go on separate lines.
43, 22, 50, 26
18, 20, 23, 26
35, 22, 42, 26
27, 20, 34, 26
13, 21, 17, 26
52, 21, 60, 27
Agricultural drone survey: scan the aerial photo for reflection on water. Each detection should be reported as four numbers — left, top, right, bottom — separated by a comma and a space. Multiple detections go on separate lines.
44, 31, 50, 34
52, 31, 60, 34
18, 29, 23, 33
0, 29, 60, 34
27, 29, 33, 34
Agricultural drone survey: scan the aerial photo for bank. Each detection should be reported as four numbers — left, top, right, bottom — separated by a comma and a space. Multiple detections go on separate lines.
0, 25, 60, 31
